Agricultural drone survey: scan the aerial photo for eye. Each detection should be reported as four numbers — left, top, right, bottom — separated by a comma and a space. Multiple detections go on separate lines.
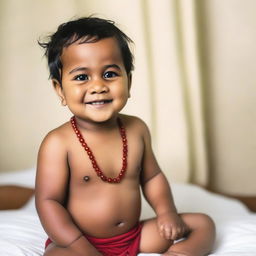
74, 74, 89, 81
103, 71, 118, 79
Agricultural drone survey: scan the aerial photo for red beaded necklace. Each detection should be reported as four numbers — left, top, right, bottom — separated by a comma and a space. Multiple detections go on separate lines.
70, 116, 128, 183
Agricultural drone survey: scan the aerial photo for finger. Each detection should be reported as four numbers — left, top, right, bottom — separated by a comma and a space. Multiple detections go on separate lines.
159, 224, 165, 237
173, 228, 181, 240
171, 227, 179, 240
177, 225, 189, 239
181, 223, 189, 235
164, 226, 172, 239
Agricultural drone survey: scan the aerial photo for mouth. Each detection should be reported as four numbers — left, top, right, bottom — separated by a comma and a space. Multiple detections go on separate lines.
86, 99, 113, 105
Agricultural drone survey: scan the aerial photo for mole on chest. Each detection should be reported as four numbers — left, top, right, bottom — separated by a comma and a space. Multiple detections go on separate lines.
83, 176, 90, 182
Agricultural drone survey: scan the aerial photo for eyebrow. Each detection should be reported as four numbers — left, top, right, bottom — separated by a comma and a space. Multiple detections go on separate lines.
69, 67, 88, 75
68, 64, 121, 75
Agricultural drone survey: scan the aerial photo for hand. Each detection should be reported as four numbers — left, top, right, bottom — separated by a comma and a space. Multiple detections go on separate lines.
157, 212, 190, 241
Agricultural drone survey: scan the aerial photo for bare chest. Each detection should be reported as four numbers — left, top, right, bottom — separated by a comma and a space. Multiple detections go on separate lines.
66, 131, 144, 186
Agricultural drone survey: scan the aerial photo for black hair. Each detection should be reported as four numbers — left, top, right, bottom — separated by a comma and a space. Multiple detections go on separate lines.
38, 16, 134, 84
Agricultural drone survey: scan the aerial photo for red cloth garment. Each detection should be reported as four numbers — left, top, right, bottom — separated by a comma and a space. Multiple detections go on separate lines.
45, 223, 143, 256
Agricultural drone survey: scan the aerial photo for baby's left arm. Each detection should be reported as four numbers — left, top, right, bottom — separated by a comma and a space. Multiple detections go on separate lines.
142, 173, 189, 240
139, 120, 189, 240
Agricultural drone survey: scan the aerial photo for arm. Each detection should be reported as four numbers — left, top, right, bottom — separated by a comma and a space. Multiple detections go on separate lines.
140, 122, 189, 240
35, 130, 101, 254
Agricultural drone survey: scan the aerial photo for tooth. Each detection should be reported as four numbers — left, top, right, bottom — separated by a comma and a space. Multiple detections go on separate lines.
92, 101, 104, 105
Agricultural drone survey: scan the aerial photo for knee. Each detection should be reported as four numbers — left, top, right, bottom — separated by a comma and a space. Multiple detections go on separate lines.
43, 245, 59, 256
198, 213, 215, 226
192, 213, 216, 234
182, 213, 215, 231
43, 249, 57, 256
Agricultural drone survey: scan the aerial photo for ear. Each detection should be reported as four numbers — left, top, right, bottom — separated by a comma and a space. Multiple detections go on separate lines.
52, 79, 67, 106
127, 74, 132, 98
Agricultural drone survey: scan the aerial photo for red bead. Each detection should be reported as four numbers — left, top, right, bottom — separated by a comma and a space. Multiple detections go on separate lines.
101, 176, 107, 181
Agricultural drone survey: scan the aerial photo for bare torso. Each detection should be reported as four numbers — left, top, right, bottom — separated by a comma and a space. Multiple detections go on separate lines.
62, 115, 144, 238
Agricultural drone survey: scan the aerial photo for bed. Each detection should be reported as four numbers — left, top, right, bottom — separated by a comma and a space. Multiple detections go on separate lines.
0, 168, 256, 256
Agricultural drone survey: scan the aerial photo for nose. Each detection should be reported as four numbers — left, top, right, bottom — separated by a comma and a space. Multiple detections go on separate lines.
89, 78, 109, 94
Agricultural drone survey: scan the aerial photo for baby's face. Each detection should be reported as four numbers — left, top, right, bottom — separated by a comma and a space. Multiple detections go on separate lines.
55, 37, 131, 124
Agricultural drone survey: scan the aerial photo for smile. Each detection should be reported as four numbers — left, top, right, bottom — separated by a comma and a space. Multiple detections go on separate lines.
86, 99, 113, 105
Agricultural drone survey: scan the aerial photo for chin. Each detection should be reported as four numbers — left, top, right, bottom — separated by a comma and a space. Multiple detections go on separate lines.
90, 114, 118, 124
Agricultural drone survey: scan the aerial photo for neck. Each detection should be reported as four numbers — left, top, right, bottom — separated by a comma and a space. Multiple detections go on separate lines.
73, 116, 119, 133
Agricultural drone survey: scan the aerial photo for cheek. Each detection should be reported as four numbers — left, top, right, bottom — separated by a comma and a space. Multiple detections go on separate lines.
114, 81, 129, 97
116, 90, 129, 109
64, 86, 85, 101
116, 89, 129, 102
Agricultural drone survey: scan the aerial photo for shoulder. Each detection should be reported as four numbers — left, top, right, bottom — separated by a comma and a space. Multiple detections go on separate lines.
39, 121, 71, 152
119, 114, 152, 144
119, 114, 150, 134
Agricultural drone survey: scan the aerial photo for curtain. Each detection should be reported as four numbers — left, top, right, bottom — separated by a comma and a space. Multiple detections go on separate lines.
0, 0, 209, 186
141, 0, 208, 185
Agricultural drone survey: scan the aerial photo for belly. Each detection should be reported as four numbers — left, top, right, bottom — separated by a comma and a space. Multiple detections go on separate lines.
67, 184, 142, 238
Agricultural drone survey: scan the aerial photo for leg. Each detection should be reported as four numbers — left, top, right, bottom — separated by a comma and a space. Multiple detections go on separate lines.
165, 213, 215, 256
43, 240, 102, 256
44, 243, 76, 256
140, 213, 215, 256
140, 218, 173, 253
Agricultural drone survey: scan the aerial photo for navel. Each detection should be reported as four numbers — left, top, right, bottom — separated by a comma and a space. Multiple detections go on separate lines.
116, 221, 125, 227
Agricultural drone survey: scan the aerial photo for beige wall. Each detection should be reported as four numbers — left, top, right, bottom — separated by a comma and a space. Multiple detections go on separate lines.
198, 0, 256, 195
0, 0, 255, 195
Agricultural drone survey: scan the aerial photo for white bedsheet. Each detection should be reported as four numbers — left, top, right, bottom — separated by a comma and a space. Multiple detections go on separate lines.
0, 169, 256, 256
